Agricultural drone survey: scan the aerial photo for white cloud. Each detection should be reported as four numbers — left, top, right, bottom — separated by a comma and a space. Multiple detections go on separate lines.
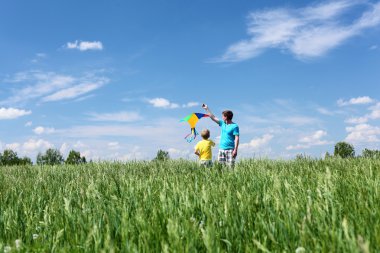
88, 111, 143, 122
300, 130, 327, 143
337, 96, 375, 106
5, 143, 21, 151
148, 98, 179, 109
240, 134, 274, 150
345, 123, 380, 143
119, 146, 144, 161
369, 102, 380, 119
60, 143, 69, 155
25, 121, 33, 127
73, 141, 87, 149
0, 107, 31, 119
22, 139, 53, 152
168, 148, 191, 159
33, 126, 56, 135
286, 130, 331, 150
215, 1, 380, 62
66, 40, 103, 51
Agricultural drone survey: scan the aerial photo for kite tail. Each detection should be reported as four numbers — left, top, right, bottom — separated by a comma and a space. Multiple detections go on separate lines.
184, 128, 198, 143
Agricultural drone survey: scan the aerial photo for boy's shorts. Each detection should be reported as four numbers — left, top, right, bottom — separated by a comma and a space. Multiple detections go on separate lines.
199, 160, 213, 167
218, 149, 235, 167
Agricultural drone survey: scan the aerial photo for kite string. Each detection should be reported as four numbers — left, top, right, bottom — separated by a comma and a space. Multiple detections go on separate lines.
184, 128, 198, 143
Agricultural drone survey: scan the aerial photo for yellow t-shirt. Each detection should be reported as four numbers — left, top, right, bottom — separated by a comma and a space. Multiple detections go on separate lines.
194, 139, 215, 160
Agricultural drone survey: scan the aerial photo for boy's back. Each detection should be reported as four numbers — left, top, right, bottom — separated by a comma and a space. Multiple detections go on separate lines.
194, 139, 215, 160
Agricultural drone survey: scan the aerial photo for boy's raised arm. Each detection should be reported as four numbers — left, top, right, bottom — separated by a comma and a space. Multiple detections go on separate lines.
202, 104, 220, 124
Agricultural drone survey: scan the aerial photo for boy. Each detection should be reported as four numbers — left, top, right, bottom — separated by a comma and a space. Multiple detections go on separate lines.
194, 129, 215, 167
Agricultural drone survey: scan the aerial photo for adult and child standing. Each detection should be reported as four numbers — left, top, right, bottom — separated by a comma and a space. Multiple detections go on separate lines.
194, 103, 240, 168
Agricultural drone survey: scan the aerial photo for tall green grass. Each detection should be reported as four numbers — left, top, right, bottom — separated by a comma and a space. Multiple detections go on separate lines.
0, 158, 379, 252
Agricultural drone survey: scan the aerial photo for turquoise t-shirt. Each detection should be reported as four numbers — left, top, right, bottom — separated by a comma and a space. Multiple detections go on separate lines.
218, 120, 239, 150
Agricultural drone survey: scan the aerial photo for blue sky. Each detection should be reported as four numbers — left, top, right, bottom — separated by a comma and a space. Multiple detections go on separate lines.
1, 0, 380, 161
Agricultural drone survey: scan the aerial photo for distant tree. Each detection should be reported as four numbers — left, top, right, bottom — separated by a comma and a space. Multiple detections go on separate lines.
334, 142, 355, 158
19, 156, 33, 165
154, 149, 170, 161
66, 150, 86, 165
295, 153, 311, 160
362, 148, 380, 159
0, 149, 33, 166
0, 149, 20, 166
324, 152, 333, 159
37, 148, 64, 165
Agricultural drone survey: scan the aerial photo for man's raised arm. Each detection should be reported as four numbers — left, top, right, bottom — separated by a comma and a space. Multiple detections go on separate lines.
202, 104, 219, 124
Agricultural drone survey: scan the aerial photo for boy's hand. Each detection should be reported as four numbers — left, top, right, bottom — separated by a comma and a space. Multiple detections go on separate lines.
202, 103, 208, 110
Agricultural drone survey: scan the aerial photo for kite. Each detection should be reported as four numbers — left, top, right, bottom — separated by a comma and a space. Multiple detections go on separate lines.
180, 113, 209, 143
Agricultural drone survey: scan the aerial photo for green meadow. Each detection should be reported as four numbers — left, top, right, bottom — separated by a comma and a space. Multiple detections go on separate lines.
0, 158, 379, 252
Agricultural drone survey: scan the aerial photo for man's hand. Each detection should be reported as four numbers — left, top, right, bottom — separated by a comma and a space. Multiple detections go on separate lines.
202, 103, 219, 124
233, 135, 239, 158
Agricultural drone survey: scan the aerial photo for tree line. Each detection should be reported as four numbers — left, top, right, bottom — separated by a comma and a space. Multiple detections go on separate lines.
0, 148, 86, 166
326, 141, 380, 159
1, 141, 380, 166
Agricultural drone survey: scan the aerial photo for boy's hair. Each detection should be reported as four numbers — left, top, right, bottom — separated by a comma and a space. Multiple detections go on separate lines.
222, 110, 233, 120
200, 129, 210, 139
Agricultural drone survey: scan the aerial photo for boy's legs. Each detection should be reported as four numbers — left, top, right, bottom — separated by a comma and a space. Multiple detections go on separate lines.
199, 160, 212, 167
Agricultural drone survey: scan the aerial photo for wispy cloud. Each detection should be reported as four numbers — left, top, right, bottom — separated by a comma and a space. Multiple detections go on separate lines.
31, 53, 47, 63
344, 101, 380, 124
56, 124, 173, 139
87, 111, 143, 122
337, 96, 375, 106
0, 107, 31, 119
66, 40, 103, 51
148, 98, 180, 109
1, 71, 109, 105
147, 98, 201, 109
33, 126, 56, 135
316, 106, 346, 116
182, 102, 200, 108
283, 116, 320, 126
41, 81, 105, 102
240, 134, 274, 150
214, 1, 380, 62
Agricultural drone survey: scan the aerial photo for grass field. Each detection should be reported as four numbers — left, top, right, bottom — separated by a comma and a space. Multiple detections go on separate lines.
0, 158, 379, 252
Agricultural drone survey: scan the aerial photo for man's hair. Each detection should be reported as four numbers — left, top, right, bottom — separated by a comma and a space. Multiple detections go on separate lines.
222, 110, 233, 120
201, 129, 210, 139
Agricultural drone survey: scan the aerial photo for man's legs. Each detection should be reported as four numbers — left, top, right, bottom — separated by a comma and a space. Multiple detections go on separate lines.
218, 149, 235, 168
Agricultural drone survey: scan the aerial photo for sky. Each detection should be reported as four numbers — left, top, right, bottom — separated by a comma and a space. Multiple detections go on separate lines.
1, 0, 380, 161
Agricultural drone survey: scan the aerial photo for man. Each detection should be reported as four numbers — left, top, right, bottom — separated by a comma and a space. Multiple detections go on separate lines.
202, 104, 239, 168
